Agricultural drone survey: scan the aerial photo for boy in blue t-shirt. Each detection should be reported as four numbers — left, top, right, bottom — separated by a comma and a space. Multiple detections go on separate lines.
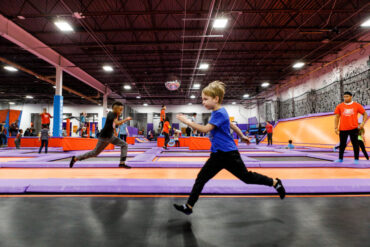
174, 81, 285, 215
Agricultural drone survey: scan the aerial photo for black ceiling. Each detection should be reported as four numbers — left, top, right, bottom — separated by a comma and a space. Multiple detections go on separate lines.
0, 0, 369, 105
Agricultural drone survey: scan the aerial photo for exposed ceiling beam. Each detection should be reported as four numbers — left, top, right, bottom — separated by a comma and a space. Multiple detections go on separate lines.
6, 9, 364, 19
0, 14, 111, 96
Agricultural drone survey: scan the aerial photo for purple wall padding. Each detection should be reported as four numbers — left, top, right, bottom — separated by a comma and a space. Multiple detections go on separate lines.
237, 124, 248, 130
147, 123, 154, 133
127, 126, 138, 136
172, 123, 179, 130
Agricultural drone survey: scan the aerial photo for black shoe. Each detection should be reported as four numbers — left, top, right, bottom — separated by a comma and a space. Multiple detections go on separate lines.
174, 204, 193, 215
119, 163, 131, 169
274, 178, 285, 199
69, 156, 76, 168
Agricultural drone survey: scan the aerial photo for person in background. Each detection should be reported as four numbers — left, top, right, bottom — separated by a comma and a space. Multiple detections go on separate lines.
14, 129, 23, 149
173, 128, 181, 147
24, 128, 31, 136
334, 91, 367, 164
162, 116, 171, 149
40, 108, 52, 129
76, 112, 87, 136
265, 121, 274, 146
0, 123, 7, 147
159, 105, 166, 130
9, 120, 19, 136
186, 126, 191, 137
287, 140, 295, 149
191, 113, 197, 135
38, 125, 50, 154
118, 121, 129, 142
358, 124, 369, 160
81, 127, 88, 138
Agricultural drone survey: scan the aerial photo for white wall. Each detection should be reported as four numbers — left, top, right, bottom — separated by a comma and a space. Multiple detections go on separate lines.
131, 104, 255, 124
4, 103, 104, 136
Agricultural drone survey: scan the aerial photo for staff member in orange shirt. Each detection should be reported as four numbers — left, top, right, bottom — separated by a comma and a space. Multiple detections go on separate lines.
162, 116, 171, 149
334, 92, 368, 164
40, 108, 53, 128
159, 105, 166, 130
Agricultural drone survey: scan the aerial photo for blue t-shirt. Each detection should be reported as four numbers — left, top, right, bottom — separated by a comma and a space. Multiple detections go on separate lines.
287, 144, 295, 149
209, 108, 237, 153
119, 123, 127, 135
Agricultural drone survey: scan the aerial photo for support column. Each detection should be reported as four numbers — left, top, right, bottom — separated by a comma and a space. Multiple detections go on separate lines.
52, 66, 63, 137
102, 93, 108, 129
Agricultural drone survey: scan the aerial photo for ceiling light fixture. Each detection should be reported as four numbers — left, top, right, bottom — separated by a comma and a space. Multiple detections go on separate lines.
102, 65, 113, 72
293, 62, 305, 69
124, 85, 131, 90
4, 66, 18, 72
199, 63, 209, 70
54, 21, 74, 32
360, 18, 370, 27
261, 82, 270, 88
213, 18, 228, 29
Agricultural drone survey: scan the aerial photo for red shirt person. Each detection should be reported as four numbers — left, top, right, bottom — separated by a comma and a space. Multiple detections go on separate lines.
159, 105, 166, 130
40, 108, 53, 128
334, 91, 367, 163
265, 122, 274, 146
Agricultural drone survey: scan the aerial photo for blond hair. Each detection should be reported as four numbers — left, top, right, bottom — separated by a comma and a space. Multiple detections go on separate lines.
202, 81, 226, 103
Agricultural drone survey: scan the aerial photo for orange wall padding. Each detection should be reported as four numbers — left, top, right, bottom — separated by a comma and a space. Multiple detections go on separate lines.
126, 137, 135, 145
8, 137, 114, 151
8, 137, 63, 147
8, 110, 21, 124
262, 113, 370, 148
189, 137, 238, 150
0, 110, 8, 123
157, 137, 190, 147
62, 137, 114, 151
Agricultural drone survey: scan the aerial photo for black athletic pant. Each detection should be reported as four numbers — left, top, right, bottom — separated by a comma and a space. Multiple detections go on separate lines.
358, 140, 369, 160
187, 150, 274, 207
38, 140, 48, 153
159, 121, 164, 130
267, 133, 273, 145
339, 128, 359, 160
175, 140, 180, 147
164, 133, 170, 147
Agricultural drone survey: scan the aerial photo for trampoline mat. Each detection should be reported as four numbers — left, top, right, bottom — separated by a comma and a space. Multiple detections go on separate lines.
154, 157, 209, 162
0, 157, 34, 162
252, 156, 331, 162
52, 157, 133, 162
27, 151, 66, 154
240, 151, 278, 154
160, 152, 210, 155
101, 151, 144, 154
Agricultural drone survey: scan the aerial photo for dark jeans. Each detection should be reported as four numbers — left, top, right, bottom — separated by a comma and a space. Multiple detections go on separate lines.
14, 138, 21, 149
187, 150, 274, 207
164, 133, 170, 147
267, 133, 273, 145
358, 140, 369, 160
119, 134, 127, 142
339, 128, 359, 160
0, 134, 7, 146
39, 140, 48, 153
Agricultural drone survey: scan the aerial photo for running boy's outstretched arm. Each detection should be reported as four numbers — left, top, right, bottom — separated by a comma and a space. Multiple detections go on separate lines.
114, 117, 132, 126
230, 122, 250, 144
176, 114, 214, 133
